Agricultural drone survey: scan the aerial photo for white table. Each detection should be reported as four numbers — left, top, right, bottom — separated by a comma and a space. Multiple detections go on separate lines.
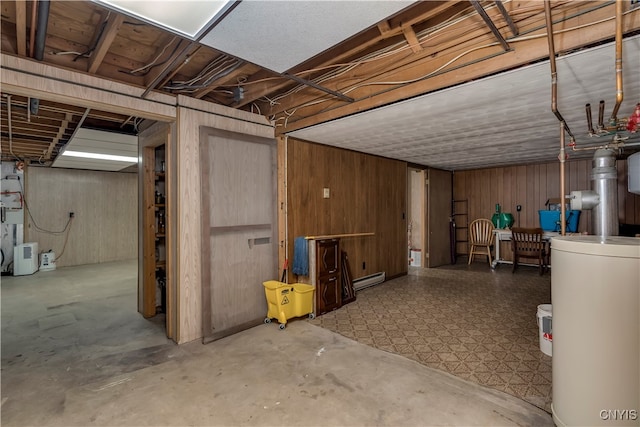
491, 229, 559, 268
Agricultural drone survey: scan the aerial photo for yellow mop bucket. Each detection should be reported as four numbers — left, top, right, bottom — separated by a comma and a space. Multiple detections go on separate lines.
263, 281, 315, 329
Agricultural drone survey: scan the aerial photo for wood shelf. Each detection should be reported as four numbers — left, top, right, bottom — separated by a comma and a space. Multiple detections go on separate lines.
144, 143, 169, 318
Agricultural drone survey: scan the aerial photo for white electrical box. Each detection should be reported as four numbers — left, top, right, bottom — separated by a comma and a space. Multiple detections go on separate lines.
40, 251, 56, 271
13, 242, 38, 276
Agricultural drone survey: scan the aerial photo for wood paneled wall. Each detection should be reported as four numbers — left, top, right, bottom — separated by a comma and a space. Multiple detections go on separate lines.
176, 95, 274, 344
25, 167, 137, 267
453, 158, 640, 255
286, 138, 408, 281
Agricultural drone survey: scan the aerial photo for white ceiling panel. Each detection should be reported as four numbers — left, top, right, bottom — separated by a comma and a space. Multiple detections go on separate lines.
52, 128, 138, 172
200, 1, 415, 73
288, 35, 640, 170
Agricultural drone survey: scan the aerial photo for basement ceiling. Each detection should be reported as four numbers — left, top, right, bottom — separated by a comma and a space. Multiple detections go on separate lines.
289, 35, 640, 170
1, 1, 639, 171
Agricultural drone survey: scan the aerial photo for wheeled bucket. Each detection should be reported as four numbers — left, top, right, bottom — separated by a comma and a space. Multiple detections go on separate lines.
263, 281, 315, 329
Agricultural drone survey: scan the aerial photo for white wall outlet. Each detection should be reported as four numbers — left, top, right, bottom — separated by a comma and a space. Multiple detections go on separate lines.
323, 188, 330, 198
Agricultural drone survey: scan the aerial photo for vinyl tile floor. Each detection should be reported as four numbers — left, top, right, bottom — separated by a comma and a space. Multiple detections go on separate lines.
309, 260, 553, 413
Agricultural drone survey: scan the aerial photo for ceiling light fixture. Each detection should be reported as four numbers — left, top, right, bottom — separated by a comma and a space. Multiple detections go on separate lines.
93, 0, 234, 40
62, 150, 138, 163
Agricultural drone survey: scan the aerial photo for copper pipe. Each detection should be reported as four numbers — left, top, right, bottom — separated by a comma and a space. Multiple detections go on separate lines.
610, 0, 623, 121
29, 0, 37, 57
559, 122, 566, 236
586, 103, 594, 134
544, 1, 575, 143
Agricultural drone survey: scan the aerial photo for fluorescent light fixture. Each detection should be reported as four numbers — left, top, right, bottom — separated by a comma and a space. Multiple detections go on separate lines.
95, 0, 233, 39
62, 150, 138, 163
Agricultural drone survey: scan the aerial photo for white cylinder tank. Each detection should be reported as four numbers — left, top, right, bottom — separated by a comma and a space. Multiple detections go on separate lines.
551, 236, 640, 427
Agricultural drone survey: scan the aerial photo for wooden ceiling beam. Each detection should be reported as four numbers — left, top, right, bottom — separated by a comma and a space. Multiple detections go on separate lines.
279, 4, 637, 133
3, 96, 128, 124
2, 105, 71, 121
1, 123, 70, 134
0, 123, 68, 137
138, 36, 184, 88
15, 0, 27, 56
45, 112, 72, 159
88, 14, 124, 74
402, 25, 423, 53
142, 40, 199, 96
0, 138, 52, 147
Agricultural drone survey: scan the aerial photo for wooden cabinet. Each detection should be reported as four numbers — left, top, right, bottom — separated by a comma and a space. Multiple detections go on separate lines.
315, 239, 341, 315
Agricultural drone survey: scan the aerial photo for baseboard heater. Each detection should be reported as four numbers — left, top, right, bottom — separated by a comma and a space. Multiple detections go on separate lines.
353, 271, 386, 291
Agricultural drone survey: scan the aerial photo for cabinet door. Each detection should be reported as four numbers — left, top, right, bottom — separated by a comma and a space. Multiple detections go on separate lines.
317, 274, 341, 314
317, 239, 339, 275
316, 239, 341, 314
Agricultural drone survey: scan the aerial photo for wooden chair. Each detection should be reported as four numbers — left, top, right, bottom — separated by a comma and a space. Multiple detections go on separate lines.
468, 219, 495, 266
511, 227, 547, 275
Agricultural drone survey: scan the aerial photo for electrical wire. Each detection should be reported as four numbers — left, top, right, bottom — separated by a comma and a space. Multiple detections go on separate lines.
51, 51, 90, 57
74, 17, 109, 62
17, 177, 72, 235
128, 36, 178, 75
274, 4, 636, 125
52, 217, 74, 262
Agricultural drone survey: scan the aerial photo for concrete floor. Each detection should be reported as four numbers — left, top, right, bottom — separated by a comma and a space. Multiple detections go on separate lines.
1, 261, 553, 426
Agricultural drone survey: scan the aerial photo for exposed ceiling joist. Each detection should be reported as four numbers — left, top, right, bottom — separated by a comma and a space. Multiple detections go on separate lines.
1, 0, 638, 171
88, 14, 124, 73
14, 0, 27, 56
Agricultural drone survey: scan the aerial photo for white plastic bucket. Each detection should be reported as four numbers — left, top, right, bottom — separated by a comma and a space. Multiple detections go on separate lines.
537, 304, 552, 356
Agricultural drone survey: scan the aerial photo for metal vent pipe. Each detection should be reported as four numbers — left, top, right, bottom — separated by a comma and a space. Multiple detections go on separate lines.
591, 148, 618, 237
34, 0, 50, 61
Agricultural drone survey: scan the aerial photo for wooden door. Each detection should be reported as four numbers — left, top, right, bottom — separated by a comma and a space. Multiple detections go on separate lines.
200, 129, 277, 342
427, 168, 452, 267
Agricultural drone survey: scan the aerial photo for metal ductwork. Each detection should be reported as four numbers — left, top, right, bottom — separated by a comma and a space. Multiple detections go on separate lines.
30, 0, 50, 116
590, 149, 619, 237
570, 149, 619, 237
